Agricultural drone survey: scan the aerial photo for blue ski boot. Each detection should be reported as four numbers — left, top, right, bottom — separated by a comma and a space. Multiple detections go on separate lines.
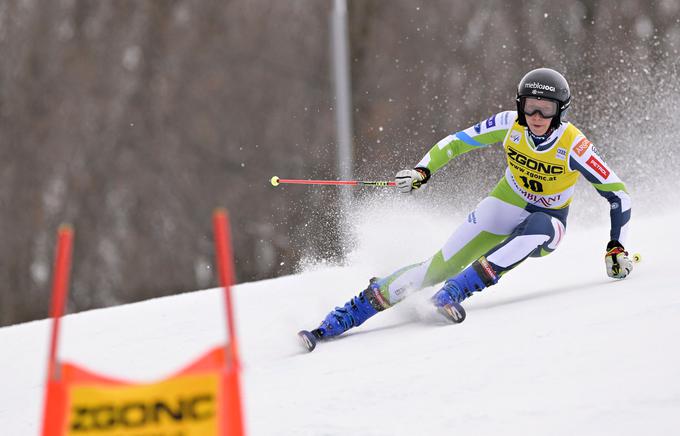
316, 278, 387, 339
433, 257, 499, 323
298, 279, 388, 351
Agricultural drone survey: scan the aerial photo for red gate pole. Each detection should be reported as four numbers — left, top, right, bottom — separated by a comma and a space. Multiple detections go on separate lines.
213, 209, 240, 366
212, 209, 245, 436
41, 225, 74, 436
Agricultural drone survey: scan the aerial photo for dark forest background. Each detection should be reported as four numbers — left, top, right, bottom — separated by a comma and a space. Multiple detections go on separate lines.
1, 0, 678, 326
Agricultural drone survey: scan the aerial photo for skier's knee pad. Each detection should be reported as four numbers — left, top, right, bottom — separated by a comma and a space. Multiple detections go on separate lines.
510, 212, 566, 258
522, 214, 566, 258
515, 212, 554, 237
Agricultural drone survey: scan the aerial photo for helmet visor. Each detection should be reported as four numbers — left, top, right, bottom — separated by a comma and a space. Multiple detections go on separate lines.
521, 97, 559, 118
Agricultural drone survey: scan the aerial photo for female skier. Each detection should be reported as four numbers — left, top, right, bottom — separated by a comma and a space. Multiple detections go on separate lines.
299, 68, 633, 350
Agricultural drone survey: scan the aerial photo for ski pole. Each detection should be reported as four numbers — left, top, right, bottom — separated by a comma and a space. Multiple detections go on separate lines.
270, 176, 395, 187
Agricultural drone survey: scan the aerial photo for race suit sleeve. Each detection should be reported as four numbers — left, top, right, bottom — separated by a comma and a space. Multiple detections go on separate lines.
568, 137, 632, 245
415, 111, 516, 174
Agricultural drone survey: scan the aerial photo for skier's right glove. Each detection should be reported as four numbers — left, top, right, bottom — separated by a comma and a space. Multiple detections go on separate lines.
395, 168, 430, 193
605, 240, 633, 279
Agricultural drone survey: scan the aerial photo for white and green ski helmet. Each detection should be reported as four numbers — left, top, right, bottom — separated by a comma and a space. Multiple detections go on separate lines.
516, 68, 571, 130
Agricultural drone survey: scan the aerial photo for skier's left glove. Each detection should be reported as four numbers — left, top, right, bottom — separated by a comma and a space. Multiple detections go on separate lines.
395, 168, 430, 193
605, 240, 633, 279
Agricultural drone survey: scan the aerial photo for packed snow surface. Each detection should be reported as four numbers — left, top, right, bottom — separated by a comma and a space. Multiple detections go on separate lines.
1, 206, 678, 436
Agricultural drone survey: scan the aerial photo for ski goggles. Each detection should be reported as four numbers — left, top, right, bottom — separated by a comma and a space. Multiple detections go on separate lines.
521, 97, 559, 118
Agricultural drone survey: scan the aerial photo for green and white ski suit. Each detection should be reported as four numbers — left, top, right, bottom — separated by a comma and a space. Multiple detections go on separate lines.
373, 111, 631, 306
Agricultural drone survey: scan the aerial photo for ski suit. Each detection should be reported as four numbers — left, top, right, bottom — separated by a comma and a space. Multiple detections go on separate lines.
372, 110, 631, 307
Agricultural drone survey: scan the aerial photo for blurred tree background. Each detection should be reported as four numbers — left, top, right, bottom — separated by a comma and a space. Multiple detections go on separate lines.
0, 0, 678, 326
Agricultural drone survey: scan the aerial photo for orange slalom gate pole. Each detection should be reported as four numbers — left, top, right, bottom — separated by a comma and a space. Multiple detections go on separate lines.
41, 225, 74, 436
213, 209, 239, 365
213, 208, 245, 436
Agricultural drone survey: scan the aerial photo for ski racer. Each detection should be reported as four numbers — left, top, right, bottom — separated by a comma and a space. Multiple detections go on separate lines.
304, 67, 633, 343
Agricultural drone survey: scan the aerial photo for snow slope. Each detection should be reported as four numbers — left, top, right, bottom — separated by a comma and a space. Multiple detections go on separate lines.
1, 204, 678, 436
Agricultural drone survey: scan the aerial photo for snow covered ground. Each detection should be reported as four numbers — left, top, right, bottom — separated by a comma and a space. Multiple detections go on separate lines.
1, 202, 678, 436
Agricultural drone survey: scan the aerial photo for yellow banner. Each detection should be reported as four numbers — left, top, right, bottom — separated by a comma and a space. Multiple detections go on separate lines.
66, 372, 220, 436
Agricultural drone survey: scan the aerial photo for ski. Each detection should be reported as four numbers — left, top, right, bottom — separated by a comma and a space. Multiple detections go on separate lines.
437, 302, 467, 324
299, 303, 466, 352
297, 329, 323, 352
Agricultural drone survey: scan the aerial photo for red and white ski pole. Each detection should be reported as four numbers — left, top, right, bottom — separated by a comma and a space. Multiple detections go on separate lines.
270, 176, 395, 187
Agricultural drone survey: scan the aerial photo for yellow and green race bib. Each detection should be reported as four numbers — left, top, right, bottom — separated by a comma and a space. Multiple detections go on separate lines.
503, 122, 580, 198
